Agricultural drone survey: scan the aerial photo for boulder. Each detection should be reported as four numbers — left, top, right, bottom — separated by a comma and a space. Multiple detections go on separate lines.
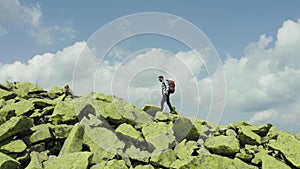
142, 122, 176, 153
25, 151, 45, 169
174, 139, 198, 160
29, 124, 53, 144
261, 155, 291, 169
172, 116, 194, 142
235, 148, 253, 162
48, 124, 73, 139
142, 104, 160, 117
124, 145, 151, 163
14, 82, 45, 98
0, 152, 21, 169
182, 154, 257, 169
48, 86, 64, 98
0, 88, 16, 100
90, 159, 128, 169
154, 111, 176, 121
0, 139, 27, 153
43, 152, 93, 169
123, 103, 154, 125
29, 98, 56, 108
268, 131, 300, 168
47, 99, 77, 124
204, 135, 240, 156
238, 126, 262, 145
116, 123, 143, 141
0, 116, 33, 142
82, 123, 125, 157
83, 133, 115, 163
59, 123, 84, 156
134, 164, 155, 169
150, 149, 176, 168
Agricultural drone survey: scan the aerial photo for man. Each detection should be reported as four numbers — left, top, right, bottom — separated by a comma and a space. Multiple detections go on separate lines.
158, 75, 175, 113
64, 84, 74, 98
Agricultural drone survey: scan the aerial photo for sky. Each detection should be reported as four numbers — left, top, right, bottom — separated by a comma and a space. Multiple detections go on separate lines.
1, 0, 300, 133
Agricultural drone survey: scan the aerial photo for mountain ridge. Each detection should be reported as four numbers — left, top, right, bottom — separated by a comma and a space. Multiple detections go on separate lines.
0, 81, 299, 169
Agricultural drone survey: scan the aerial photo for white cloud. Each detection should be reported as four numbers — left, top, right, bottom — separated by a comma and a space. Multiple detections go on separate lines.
1, 18, 300, 132
0, 41, 88, 89
0, 0, 76, 44
221, 19, 300, 132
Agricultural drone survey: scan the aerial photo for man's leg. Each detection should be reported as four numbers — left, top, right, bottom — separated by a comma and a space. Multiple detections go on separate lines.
160, 94, 166, 111
166, 94, 174, 112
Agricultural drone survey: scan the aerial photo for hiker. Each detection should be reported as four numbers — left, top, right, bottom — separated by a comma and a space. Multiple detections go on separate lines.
158, 75, 176, 113
64, 84, 74, 98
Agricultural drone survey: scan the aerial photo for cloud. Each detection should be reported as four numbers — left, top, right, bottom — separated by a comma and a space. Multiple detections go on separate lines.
1, 18, 300, 132
221, 19, 300, 132
0, 0, 76, 44
0, 41, 87, 89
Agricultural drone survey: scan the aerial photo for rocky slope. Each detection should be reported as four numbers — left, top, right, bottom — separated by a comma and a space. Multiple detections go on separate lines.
0, 81, 299, 169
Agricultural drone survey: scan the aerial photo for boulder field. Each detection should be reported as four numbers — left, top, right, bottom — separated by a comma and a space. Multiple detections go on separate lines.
0, 81, 299, 169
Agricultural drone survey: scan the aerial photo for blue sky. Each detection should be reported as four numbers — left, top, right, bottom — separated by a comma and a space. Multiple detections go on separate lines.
1, 0, 300, 63
1, 0, 300, 133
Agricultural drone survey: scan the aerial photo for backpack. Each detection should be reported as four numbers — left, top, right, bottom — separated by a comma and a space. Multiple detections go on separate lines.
166, 79, 175, 94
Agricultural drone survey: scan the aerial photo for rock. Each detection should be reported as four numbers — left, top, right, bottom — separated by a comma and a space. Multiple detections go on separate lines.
226, 129, 237, 137
25, 151, 44, 169
204, 135, 240, 156
0, 116, 33, 142
124, 145, 151, 163
268, 131, 300, 168
29, 124, 53, 144
0, 139, 27, 153
100, 102, 124, 123
174, 139, 198, 160
235, 148, 253, 162
0, 88, 17, 100
29, 98, 56, 108
83, 133, 115, 163
134, 164, 155, 169
123, 103, 154, 125
150, 149, 176, 168
82, 122, 125, 158
90, 159, 128, 169
261, 155, 291, 169
0, 100, 16, 124
14, 82, 45, 98
182, 154, 257, 169
47, 99, 77, 124
30, 106, 54, 119
251, 146, 268, 165
238, 126, 262, 145
172, 116, 194, 142
48, 86, 64, 98
142, 122, 176, 153
43, 152, 93, 169
170, 158, 194, 168
154, 111, 176, 121
116, 123, 143, 141
142, 104, 160, 117
0, 152, 21, 169
59, 123, 84, 156
14, 100, 35, 116
93, 92, 113, 103
48, 124, 73, 139
113, 97, 154, 125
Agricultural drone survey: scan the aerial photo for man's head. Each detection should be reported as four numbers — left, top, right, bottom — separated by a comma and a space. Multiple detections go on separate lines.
158, 75, 164, 82
64, 85, 69, 89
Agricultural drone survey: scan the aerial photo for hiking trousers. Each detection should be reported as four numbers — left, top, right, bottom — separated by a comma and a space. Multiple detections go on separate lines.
161, 93, 174, 112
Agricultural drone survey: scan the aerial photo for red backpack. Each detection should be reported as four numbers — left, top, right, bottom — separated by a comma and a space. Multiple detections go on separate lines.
167, 79, 175, 94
